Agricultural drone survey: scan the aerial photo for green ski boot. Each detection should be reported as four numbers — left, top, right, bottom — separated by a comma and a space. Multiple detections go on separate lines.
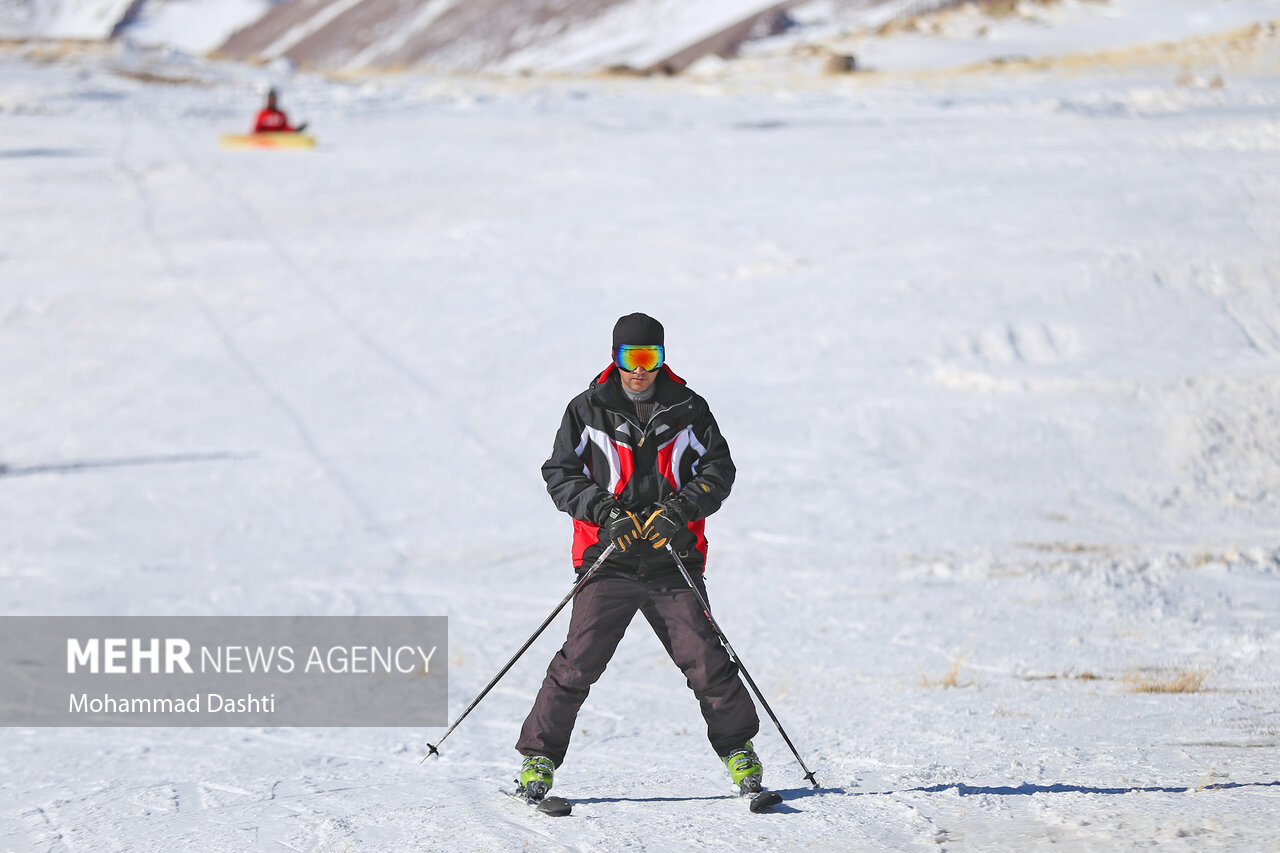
517, 755, 556, 802
722, 742, 764, 795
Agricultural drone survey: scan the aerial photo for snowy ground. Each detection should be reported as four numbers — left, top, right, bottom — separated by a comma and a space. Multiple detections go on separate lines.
2, 28, 1280, 853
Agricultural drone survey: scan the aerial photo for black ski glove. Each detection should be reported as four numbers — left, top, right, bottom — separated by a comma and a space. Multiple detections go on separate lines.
642, 497, 691, 549
594, 499, 645, 552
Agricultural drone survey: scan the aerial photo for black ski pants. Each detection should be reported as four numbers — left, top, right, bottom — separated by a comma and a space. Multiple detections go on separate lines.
516, 572, 759, 768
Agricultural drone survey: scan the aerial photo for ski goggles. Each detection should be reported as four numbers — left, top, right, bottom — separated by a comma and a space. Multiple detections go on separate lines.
613, 344, 664, 373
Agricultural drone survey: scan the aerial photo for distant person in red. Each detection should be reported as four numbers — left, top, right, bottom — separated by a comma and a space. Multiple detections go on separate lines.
253, 89, 306, 134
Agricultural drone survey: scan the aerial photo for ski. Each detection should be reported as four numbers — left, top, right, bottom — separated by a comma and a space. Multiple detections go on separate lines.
533, 795, 573, 816
749, 789, 783, 813
503, 787, 573, 817
737, 777, 783, 813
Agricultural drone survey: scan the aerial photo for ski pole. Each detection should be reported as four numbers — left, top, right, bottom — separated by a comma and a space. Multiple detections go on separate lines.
422, 543, 617, 761
665, 544, 819, 789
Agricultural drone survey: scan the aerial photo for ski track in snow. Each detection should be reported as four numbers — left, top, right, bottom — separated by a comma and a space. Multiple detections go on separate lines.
2, 32, 1280, 853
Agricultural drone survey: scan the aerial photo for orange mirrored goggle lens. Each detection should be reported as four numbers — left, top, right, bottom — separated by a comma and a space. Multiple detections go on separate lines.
614, 344, 664, 373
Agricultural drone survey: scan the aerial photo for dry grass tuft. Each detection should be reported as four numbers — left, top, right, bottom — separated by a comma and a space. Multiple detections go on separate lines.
919, 657, 973, 688
1123, 669, 1209, 694
878, 0, 1065, 35
980, 0, 1021, 17
111, 68, 212, 87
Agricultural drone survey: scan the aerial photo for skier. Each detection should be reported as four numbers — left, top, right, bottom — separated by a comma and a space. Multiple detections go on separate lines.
252, 88, 306, 134
515, 312, 764, 802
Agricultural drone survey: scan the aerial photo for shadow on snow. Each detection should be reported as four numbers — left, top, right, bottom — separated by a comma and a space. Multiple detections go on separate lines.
851, 780, 1280, 797
0, 452, 251, 478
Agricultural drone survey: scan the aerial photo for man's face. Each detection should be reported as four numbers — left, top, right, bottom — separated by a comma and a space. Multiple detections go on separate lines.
620, 365, 658, 394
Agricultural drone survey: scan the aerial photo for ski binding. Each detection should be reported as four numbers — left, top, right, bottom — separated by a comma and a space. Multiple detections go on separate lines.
508, 785, 572, 816
739, 776, 783, 813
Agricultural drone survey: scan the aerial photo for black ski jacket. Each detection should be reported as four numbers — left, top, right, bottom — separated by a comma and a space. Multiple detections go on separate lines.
541, 364, 736, 578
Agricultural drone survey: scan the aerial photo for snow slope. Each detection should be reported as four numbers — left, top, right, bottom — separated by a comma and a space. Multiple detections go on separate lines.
9, 0, 1280, 77
726, 0, 1280, 77
0, 0, 133, 39
837, 0, 1280, 73
0, 0, 278, 52
120, 0, 279, 54
2, 14, 1280, 853
493, 0, 797, 74
213, 0, 801, 74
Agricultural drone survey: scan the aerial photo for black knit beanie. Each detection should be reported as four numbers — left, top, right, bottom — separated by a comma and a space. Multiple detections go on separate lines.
612, 313, 664, 347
